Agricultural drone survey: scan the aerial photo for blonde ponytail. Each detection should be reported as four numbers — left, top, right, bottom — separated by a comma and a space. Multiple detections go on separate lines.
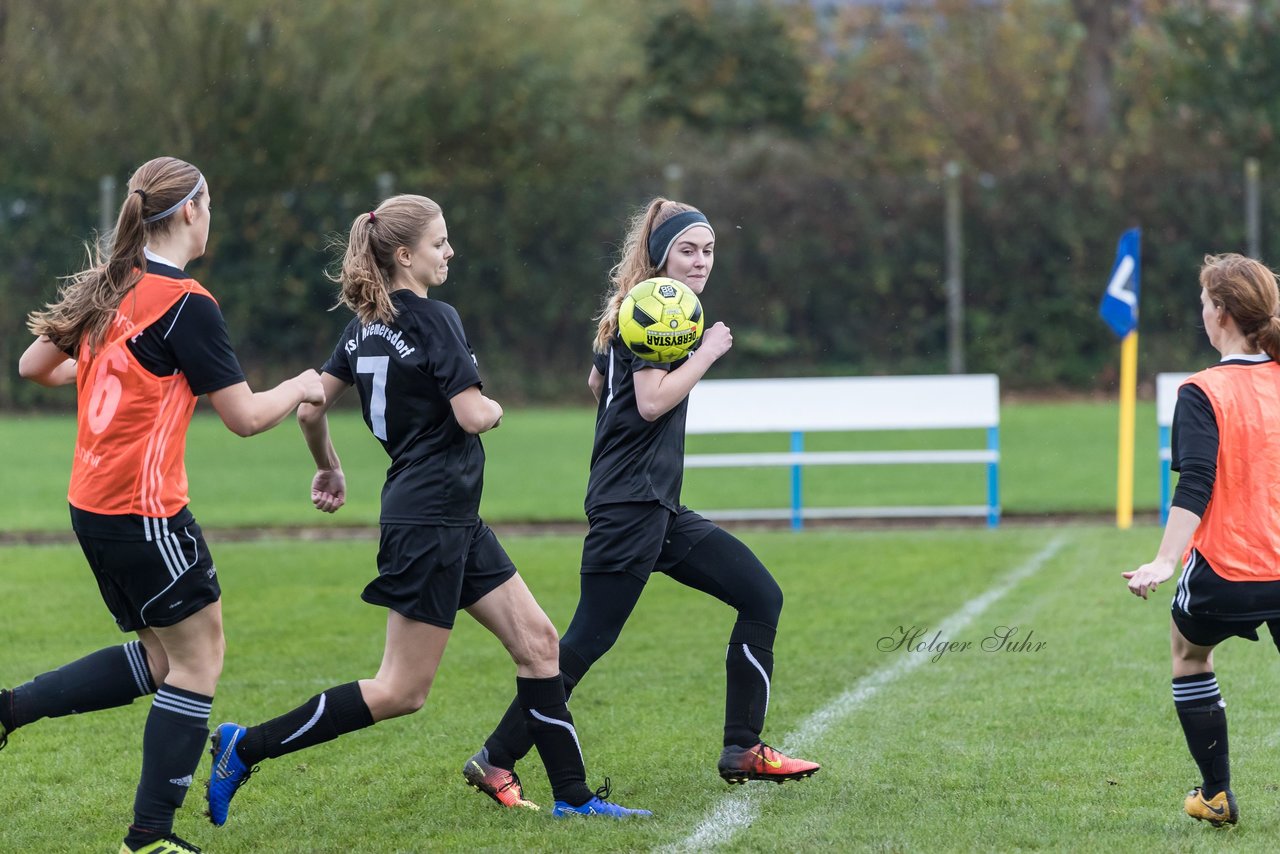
330, 194, 442, 327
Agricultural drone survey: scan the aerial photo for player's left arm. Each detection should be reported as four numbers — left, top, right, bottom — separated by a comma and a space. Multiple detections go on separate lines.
451, 385, 504, 434
18, 336, 77, 387
297, 371, 351, 513
588, 366, 604, 403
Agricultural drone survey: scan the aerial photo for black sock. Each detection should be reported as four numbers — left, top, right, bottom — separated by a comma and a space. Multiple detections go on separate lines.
237, 682, 374, 766
724, 621, 776, 748
1173, 672, 1230, 797
7, 642, 155, 730
518, 675, 593, 806
482, 698, 529, 771
124, 684, 212, 847
482, 646, 590, 770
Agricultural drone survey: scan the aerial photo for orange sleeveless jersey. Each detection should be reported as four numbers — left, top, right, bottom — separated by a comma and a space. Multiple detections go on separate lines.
67, 272, 216, 517
1184, 361, 1280, 581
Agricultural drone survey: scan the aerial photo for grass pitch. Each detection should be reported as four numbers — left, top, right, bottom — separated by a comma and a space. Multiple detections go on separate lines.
7, 525, 1280, 852
3, 399, 1162, 533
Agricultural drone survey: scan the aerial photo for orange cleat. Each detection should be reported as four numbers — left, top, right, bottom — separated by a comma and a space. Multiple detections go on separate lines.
463, 748, 540, 809
1184, 787, 1238, 827
718, 742, 820, 785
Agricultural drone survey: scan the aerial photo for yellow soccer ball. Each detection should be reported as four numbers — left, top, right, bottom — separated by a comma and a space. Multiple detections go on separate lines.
617, 277, 704, 363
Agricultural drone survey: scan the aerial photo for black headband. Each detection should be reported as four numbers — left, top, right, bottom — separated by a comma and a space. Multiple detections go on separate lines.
647, 210, 713, 268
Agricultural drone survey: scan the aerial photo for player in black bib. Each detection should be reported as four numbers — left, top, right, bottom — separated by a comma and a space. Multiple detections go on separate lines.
205, 194, 649, 825
462, 198, 819, 808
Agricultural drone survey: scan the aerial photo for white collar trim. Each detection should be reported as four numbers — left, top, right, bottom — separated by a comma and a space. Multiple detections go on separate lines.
143, 246, 182, 270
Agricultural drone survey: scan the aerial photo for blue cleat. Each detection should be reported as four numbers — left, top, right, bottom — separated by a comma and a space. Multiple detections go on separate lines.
552, 778, 652, 819
206, 722, 256, 826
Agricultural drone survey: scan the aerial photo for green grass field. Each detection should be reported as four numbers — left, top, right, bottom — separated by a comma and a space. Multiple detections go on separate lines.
9, 526, 1280, 852
2, 399, 1162, 533
2, 400, 1209, 851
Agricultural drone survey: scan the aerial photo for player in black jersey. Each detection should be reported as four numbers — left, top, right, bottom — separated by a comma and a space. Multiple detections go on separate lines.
205, 194, 649, 826
11, 156, 324, 854
463, 197, 819, 807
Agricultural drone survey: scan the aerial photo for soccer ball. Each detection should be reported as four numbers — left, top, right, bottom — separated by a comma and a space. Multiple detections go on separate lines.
617, 277, 704, 363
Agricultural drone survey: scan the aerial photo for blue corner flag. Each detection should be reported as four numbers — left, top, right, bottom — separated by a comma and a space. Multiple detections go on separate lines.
1099, 228, 1141, 338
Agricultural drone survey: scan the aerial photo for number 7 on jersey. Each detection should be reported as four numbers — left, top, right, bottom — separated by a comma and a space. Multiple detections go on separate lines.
356, 355, 389, 440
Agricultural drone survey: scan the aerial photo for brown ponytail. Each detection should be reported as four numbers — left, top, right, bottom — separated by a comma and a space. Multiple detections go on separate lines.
26, 156, 204, 356
1256, 315, 1280, 362
330, 194, 442, 326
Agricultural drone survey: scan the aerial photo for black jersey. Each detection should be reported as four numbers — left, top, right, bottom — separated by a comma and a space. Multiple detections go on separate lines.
126, 261, 246, 394
62, 261, 247, 395
1170, 356, 1272, 517
323, 290, 485, 526
584, 337, 691, 512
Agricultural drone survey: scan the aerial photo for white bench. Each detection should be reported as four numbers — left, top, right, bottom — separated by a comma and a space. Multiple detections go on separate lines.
684, 375, 1001, 529
1156, 372, 1193, 524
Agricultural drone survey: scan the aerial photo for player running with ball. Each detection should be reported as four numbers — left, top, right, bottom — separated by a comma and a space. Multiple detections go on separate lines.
462, 197, 820, 810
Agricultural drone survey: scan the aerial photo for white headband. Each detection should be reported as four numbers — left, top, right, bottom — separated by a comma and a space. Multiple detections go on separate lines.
143, 174, 205, 224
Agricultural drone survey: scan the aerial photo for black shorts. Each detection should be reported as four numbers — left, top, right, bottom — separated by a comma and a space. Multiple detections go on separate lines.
580, 503, 718, 581
75, 517, 221, 632
365, 520, 517, 629
1172, 549, 1280, 648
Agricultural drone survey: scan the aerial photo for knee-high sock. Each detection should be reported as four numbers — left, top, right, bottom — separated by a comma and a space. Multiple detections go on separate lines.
235, 682, 374, 766
482, 571, 642, 770
3, 642, 155, 731
1173, 672, 1230, 797
724, 621, 776, 748
482, 646, 590, 770
518, 675, 594, 806
124, 684, 212, 847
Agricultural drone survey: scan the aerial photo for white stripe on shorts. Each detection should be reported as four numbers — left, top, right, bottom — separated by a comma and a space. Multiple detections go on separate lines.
124, 640, 152, 695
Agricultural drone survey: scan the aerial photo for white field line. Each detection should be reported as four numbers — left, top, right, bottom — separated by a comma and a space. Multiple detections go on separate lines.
661, 535, 1069, 853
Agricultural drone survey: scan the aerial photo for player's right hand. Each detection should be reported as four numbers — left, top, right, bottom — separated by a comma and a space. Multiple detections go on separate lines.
311, 468, 346, 513
701, 322, 733, 360
1123, 557, 1176, 599
296, 369, 326, 406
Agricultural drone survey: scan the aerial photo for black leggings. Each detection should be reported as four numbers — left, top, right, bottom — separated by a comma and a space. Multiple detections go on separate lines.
559, 527, 782, 678
482, 526, 783, 767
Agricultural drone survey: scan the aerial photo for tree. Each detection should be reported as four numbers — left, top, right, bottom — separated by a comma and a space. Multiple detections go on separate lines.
638, 0, 809, 133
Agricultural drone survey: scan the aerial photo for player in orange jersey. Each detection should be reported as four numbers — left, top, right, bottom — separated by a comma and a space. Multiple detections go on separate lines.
11, 156, 324, 854
1125, 253, 1280, 829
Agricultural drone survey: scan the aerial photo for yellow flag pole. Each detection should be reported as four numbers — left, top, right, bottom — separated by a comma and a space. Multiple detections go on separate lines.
1116, 330, 1138, 529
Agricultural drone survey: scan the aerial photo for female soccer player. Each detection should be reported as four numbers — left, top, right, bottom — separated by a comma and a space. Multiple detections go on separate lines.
205, 194, 648, 825
1124, 253, 1280, 828
10, 156, 325, 854
462, 198, 820, 807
